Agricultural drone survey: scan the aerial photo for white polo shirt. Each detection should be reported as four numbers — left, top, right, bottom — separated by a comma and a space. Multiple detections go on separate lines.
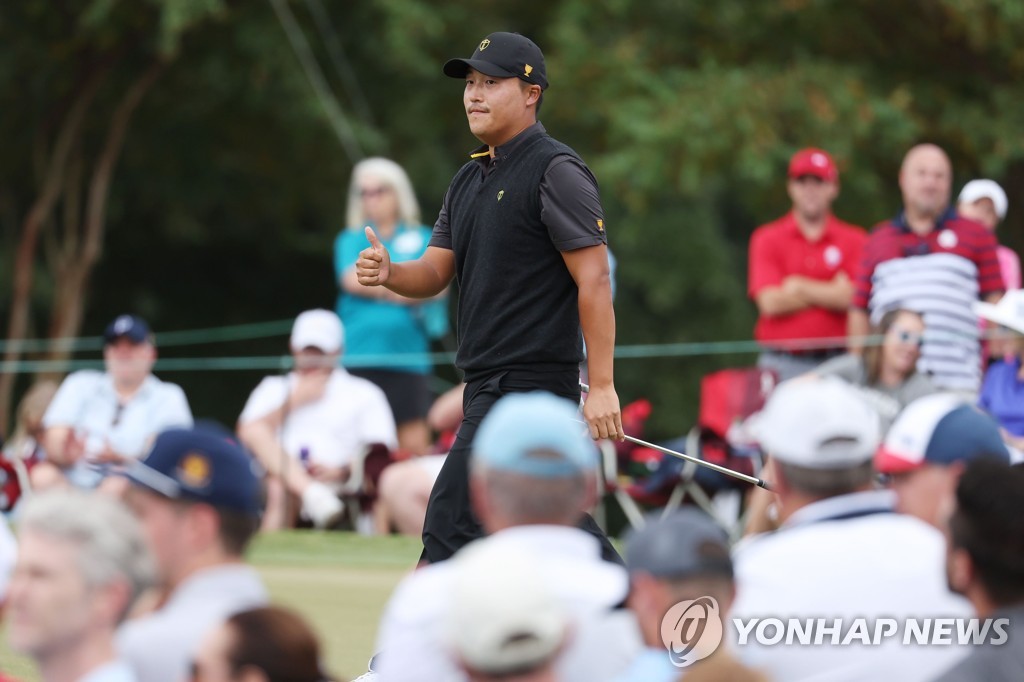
118, 564, 267, 682
0, 515, 15, 603
730, 490, 971, 682
374, 525, 641, 682
43, 370, 193, 459
238, 369, 397, 467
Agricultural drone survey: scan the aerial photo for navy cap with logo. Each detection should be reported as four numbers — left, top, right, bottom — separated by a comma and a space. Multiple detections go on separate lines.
443, 32, 548, 90
625, 508, 734, 580
123, 424, 262, 516
104, 314, 152, 345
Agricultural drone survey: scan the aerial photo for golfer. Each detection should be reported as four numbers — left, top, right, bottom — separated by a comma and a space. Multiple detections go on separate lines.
356, 31, 622, 563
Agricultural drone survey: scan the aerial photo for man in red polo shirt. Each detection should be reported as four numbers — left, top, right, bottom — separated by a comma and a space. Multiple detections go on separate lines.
849, 144, 1004, 393
748, 148, 867, 381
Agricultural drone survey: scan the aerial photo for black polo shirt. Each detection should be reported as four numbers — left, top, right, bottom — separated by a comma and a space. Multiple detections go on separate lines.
430, 122, 607, 379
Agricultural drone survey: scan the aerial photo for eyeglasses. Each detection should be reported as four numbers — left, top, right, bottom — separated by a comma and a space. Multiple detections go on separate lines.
359, 186, 391, 198
891, 330, 924, 347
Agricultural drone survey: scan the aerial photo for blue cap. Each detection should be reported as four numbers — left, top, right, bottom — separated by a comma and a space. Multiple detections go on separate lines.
104, 314, 152, 345
124, 425, 262, 516
473, 392, 597, 479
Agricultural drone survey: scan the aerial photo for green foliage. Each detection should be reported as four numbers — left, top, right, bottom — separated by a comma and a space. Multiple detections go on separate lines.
2, 0, 1024, 436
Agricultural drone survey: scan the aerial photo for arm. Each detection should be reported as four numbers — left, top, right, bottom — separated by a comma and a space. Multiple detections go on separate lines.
788, 271, 854, 311
749, 225, 810, 317
847, 308, 870, 355
754, 279, 811, 317
562, 244, 624, 441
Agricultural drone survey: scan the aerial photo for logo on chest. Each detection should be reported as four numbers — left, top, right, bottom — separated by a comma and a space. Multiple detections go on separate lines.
497, 189, 504, 202
823, 245, 842, 268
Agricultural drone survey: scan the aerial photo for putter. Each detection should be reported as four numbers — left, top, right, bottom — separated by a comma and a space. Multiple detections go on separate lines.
579, 382, 772, 491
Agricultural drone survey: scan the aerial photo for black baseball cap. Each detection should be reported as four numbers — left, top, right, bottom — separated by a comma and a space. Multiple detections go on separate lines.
625, 508, 734, 579
443, 32, 548, 90
103, 314, 152, 345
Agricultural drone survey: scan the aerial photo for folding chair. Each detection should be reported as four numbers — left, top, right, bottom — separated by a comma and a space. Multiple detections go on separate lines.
662, 367, 776, 539
337, 443, 393, 534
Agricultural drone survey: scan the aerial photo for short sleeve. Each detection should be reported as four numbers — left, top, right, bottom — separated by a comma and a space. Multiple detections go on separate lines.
159, 384, 194, 429
747, 226, 784, 297
852, 232, 881, 310
539, 156, 607, 251
974, 228, 1006, 296
238, 377, 289, 425
428, 188, 453, 250
358, 384, 398, 449
42, 371, 100, 428
841, 228, 869, 279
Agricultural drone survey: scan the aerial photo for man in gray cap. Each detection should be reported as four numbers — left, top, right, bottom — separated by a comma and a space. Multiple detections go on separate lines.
731, 376, 970, 681
619, 508, 766, 681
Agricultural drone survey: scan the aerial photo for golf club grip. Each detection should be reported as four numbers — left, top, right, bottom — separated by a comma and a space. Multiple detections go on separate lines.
579, 382, 771, 491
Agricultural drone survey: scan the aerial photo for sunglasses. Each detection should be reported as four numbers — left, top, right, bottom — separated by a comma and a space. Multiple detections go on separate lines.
359, 186, 391, 198
890, 329, 924, 347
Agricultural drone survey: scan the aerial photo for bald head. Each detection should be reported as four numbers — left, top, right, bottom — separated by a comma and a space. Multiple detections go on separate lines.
899, 144, 952, 227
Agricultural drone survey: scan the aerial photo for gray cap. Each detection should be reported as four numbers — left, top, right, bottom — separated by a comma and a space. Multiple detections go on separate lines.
625, 508, 733, 579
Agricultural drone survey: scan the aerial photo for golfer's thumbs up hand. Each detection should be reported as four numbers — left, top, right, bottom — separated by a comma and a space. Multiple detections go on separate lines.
357, 226, 391, 286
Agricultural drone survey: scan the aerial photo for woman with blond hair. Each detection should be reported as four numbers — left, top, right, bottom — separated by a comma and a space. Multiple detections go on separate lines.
335, 158, 447, 456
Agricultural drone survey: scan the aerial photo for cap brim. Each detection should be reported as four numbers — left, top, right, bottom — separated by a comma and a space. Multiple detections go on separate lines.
874, 447, 922, 475
973, 301, 1024, 335
443, 58, 518, 80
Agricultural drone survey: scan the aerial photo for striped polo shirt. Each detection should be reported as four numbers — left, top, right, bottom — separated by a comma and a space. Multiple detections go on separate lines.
853, 208, 1004, 391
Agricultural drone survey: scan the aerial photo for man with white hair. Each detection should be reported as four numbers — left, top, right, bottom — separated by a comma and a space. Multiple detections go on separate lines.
374, 391, 640, 681
6, 490, 154, 682
237, 309, 397, 529
731, 376, 971, 681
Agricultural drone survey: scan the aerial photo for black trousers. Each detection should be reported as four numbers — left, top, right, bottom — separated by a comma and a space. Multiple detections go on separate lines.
420, 367, 623, 565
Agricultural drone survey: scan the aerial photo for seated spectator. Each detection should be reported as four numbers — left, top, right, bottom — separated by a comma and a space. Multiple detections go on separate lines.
1, 381, 58, 513
193, 606, 337, 682
35, 315, 193, 491
875, 393, 1011, 528
373, 382, 464, 537
974, 290, 1024, 451
936, 458, 1024, 681
7, 490, 154, 682
118, 425, 268, 682
813, 308, 936, 432
374, 392, 640, 682
732, 377, 971, 681
444, 539, 569, 682
237, 309, 397, 530
618, 509, 766, 681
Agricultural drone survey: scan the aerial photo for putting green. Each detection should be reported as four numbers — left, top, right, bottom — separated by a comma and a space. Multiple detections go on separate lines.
2, 531, 424, 681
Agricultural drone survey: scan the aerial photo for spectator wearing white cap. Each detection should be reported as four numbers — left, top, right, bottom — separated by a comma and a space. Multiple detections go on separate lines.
35, 314, 193, 491
936, 459, 1024, 681
7, 491, 154, 682
374, 392, 640, 682
974, 290, 1024, 453
618, 509, 766, 682
876, 393, 1011, 528
237, 309, 397, 530
731, 376, 971, 682
958, 179, 1018, 290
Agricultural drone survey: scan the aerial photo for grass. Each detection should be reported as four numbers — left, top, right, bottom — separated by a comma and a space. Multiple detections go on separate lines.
2, 531, 425, 681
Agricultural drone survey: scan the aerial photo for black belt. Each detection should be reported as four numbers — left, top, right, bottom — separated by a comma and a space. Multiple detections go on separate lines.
765, 348, 844, 361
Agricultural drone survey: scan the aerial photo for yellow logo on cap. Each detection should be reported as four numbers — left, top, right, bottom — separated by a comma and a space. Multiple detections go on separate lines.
524, 64, 534, 77
479, 39, 491, 51
179, 453, 211, 488
497, 190, 505, 201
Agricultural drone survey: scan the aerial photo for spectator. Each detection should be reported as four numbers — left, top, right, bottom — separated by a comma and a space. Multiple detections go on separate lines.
373, 383, 464, 537
335, 157, 448, 456
0, 512, 15, 613
957, 179, 1019, 290
935, 459, 1024, 681
35, 315, 193, 491
1, 381, 58, 513
731, 376, 971, 681
749, 148, 866, 381
374, 392, 640, 682
618, 509, 766, 682
849, 144, 1004, 394
118, 425, 268, 682
813, 308, 936, 432
875, 393, 1011, 528
974, 290, 1024, 451
444, 539, 569, 682
7, 490, 154, 682
355, 32, 622, 565
237, 309, 396, 530
193, 606, 337, 682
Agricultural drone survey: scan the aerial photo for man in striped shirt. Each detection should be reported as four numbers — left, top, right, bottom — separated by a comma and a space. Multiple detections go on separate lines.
849, 144, 1004, 393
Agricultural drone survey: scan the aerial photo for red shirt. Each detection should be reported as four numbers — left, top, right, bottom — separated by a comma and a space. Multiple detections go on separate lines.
749, 213, 867, 346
